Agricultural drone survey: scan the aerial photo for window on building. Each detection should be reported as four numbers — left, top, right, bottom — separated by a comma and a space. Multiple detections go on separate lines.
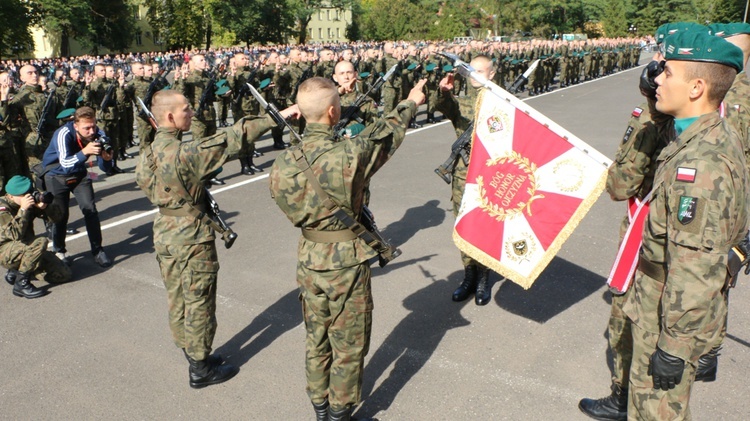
132, 5, 140, 20
327, 10, 330, 20
319, 10, 323, 20
309, 28, 314, 39
337, 28, 340, 39
319, 28, 323, 39
328, 28, 332, 39
135, 30, 143, 46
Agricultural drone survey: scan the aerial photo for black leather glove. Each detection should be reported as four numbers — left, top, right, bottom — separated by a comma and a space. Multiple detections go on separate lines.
648, 348, 684, 391
639, 60, 664, 100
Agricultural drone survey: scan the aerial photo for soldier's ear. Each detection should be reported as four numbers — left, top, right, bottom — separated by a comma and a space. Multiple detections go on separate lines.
689, 78, 707, 100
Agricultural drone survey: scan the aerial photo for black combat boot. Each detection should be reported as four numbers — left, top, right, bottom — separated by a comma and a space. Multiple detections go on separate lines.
474, 266, 492, 306
328, 406, 352, 421
695, 346, 720, 382
578, 383, 627, 421
426, 112, 436, 124
182, 349, 224, 366
209, 177, 226, 186
12, 272, 46, 299
240, 157, 255, 175
187, 355, 239, 389
452, 265, 478, 302
312, 399, 329, 421
5, 269, 18, 285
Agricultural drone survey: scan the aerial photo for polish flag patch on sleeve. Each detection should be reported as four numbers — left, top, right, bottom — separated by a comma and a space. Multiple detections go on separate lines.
676, 167, 697, 182
632, 107, 643, 118
0, 207, 6, 211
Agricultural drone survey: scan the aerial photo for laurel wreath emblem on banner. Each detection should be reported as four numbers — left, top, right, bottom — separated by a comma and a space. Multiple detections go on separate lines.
477, 151, 545, 221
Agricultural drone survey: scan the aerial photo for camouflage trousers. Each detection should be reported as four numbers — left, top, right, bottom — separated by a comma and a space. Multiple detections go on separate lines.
297, 262, 373, 411
155, 241, 219, 361
628, 321, 696, 420
608, 290, 633, 388
0, 237, 71, 283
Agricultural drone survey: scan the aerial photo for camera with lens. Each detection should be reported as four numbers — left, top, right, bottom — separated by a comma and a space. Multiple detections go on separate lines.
32, 190, 54, 204
94, 134, 114, 154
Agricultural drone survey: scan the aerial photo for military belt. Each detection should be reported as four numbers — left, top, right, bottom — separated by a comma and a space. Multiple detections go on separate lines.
301, 229, 357, 243
638, 256, 666, 283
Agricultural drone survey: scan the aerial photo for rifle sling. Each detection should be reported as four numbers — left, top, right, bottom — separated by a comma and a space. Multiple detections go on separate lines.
291, 147, 387, 252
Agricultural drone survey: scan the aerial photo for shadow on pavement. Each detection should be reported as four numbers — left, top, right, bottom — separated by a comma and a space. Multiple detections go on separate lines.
494, 256, 605, 323
379, 199, 445, 246
216, 288, 302, 367
356, 267, 470, 418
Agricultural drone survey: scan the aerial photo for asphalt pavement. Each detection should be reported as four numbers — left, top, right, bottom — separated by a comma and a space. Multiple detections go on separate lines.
2, 63, 749, 420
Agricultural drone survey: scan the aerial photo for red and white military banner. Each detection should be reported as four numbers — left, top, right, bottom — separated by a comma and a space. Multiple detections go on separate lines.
453, 88, 612, 289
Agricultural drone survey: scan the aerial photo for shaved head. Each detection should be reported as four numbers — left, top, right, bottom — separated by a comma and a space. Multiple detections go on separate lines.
152, 90, 188, 124
469, 55, 495, 88
297, 77, 339, 123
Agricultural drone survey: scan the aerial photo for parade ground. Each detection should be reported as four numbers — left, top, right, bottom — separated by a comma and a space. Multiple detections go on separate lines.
2, 63, 749, 420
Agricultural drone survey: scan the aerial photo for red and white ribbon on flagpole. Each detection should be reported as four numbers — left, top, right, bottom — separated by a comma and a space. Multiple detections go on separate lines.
606, 191, 653, 294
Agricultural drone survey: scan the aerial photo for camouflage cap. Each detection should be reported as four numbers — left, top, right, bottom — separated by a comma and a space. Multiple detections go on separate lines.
5, 175, 32, 196
663, 30, 744, 72
709, 22, 750, 38
655, 22, 710, 45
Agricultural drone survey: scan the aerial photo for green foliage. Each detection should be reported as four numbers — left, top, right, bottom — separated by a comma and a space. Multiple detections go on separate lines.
601, 0, 628, 37
0, 0, 37, 59
428, 1, 480, 40
144, 0, 206, 49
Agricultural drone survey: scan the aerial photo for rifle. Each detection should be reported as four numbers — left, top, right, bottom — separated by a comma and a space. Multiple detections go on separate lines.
34, 75, 63, 153
143, 67, 171, 109
232, 69, 258, 108
434, 121, 474, 184
507, 59, 539, 94
197, 58, 227, 114
140, 99, 238, 249
136, 96, 158, 130
332, 62, 399, 138
61, 82, 78, 110
247, 82, 401, 267
100, 80, 117, 110
291, 66, 312, 102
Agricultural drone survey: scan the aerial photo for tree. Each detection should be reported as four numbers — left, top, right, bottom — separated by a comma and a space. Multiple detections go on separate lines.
429, 2, 480, 40
0, 0, 37, 60
144, 0, 206, 49
210, 0, 296, 46
601, 0, 628, 37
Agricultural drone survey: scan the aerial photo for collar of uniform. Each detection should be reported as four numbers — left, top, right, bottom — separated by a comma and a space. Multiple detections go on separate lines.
155, 126, 182, 137
304, 122, 334, 139
673, 111, 722, 148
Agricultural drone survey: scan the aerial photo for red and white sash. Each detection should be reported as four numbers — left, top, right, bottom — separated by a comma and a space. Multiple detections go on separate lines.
606, 191, 653, 294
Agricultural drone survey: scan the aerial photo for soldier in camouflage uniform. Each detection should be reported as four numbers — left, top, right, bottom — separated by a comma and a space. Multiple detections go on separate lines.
424, 44, 445, 124
0, 72, 30, 192
178, 54, 218, 142
8, 65, 57, 169
131, 63, 156, 150
380, 43, 402, 115
86, 64, 125, 175
135, 90, 296, 388
0, 175, 71, 298
269, 77, 425, 421
436, 55, 496, 306
621, 32, 748, 420
227, 53, 262, 174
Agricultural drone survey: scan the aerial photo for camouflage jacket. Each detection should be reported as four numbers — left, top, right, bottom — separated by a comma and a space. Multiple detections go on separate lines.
227, 67, 260, 115
436, 84, 481, 184
135, 116, 275, 245
623, 111, 749, 363
8, 84, 53, 134
723, 72, 750, 163
340, 90, 378, 131
269, 99, 417, 270
607, 100, 672, 203
0, 196, 62, 246
86, 78, 123, 121
179, 70, 216, 122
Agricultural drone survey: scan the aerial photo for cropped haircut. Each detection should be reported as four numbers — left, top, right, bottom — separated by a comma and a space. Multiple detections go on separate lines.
684, 61, 737, 106
74, 106, 96, 122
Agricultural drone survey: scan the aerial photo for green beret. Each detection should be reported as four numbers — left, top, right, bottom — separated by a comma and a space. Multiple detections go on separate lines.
259, 78, 271, 89
359, 71, 371, 78
5, 175, 32, 196
655, 22, 710, 45
442, 64, 454, 72
709, 22, 750, 38
215, 85, 230, 96
345, 123, 366, 138
56, 108, 76, 120
663, 30, 744, 72
406, 63, 418, 71
216, 79, 228, 87
425, 63, 437, 72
